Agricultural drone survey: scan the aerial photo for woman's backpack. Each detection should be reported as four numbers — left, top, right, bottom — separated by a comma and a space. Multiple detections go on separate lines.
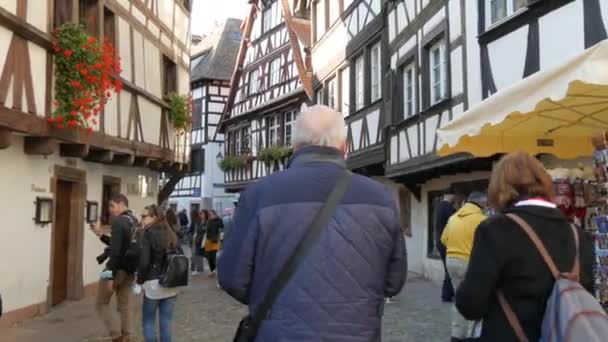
159, 247, 189, 288
499, 214, 608, 342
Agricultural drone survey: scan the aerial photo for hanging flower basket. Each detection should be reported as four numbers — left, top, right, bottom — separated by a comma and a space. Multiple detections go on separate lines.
257, 146, 293, 166
218, 154, 253, 172
166, 92, 192, 132
48, 23, 122, 132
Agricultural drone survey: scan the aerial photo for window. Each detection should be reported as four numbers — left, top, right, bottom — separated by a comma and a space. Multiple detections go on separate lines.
269, 58, 281, 86
429, 40, 446, 104
80, 0, 99, 37
240, 126, 250, 153
248, 69, 260, 95
355, 55, 364, 110
263, 7, 273, 33
403, 63, 416, 117
101, 176, 120, 225
190, 148, 205, 173
162, 56, 177, 95
314, 0, 325, 41
327, 78, 337, 110
267, 115, 281, 146
192, 99, 203, 129
340, 67, 350, 116
54, 0, 73, 29
370, 43, 382, 103
103, 7, 116, 47
316, 88, 324, 105
488, 0, 528, 26
284, 111, 295, 146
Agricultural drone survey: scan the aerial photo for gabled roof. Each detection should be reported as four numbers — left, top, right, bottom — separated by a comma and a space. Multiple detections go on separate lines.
190, 18, 243, 82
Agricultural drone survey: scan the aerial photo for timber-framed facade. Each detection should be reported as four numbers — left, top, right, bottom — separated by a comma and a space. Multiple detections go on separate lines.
0, 0, 191, 326
218, 0, 313, 193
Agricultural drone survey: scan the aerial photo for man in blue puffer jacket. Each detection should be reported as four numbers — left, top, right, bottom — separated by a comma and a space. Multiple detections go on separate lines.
219, 105, 407, 341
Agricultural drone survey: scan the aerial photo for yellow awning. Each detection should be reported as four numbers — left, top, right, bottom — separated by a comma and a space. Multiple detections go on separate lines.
437, 40, 608, 159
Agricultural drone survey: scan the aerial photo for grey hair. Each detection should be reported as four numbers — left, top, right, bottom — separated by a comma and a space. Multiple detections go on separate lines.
468, 191, 488, 207
292, 105, 347, 148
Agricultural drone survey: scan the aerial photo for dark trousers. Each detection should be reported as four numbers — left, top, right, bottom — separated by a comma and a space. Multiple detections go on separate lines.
438, 243, 455, 302
206, 251, 217, 273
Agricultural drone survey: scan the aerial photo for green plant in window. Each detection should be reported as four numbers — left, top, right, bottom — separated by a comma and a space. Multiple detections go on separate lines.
257, 145, 293, 165
218, 154, 252, 172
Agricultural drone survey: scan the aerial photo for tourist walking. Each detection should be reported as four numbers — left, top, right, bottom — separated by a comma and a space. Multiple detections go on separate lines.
165, 209, 183, 248
441, 191, 488, 341
91, 194, 138, 342
219, 105, 407, 341
191, 209, 209, 275
455, 152, 594, 341
435, 189, 459, 302
137, 204, 180, 342
205, 210, 223, 278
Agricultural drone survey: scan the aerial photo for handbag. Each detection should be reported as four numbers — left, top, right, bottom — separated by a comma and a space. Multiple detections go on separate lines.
233, 171, 352, 342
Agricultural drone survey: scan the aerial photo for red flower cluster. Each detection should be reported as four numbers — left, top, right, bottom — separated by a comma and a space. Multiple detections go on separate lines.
51, 23, 122, 132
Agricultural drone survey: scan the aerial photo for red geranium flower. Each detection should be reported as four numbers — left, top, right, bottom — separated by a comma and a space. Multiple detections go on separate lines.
70, 110, 77, 117
56, 123, 64, 129
47, 117, 55, 123
63, 50, 73, 57
70, 80, 80, 88
52, 44, 60, 53
88, 37, 97, 44
68, 120, 78, 128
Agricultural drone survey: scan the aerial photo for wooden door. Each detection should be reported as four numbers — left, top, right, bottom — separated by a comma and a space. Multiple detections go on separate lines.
52, 180, 73, 306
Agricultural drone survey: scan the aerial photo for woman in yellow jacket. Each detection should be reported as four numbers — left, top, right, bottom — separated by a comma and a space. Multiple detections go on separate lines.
441, 191, 488, 342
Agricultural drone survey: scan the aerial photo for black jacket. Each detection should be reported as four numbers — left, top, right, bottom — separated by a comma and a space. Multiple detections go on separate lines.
107, 211, 137, 275
435, 200, 456, 246
205, 217, 223, 243
137, 223, 171, 285
456, 205, 594, 341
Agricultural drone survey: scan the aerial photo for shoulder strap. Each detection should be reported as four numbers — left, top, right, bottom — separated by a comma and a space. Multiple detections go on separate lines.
252, 171, 352, 327
497, 291, 530, 342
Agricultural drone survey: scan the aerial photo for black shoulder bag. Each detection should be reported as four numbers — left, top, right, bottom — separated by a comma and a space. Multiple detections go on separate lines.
233, 171, 352, 342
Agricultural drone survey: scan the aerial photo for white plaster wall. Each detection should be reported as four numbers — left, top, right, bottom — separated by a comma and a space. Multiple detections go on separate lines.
539, 1, 584, 71
487, 26, 528, 91
104, 90, 120, 136
132, 30, 146, 89
0, 0, 16, 15
159, 0, 174, 29
178, 66, 189, 96
0, 137, 158, 313
139, 96, 162, 144
29, 43, 47, 117
144, 40, 162, 98
448, 0, 461, 43
26, 0, 48, 32
464, 0, 482, 109
118, 18, 133, 82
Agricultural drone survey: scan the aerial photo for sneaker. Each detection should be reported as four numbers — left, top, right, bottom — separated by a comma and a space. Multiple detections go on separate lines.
385, 297, 395, 304
191, 271, 198, 276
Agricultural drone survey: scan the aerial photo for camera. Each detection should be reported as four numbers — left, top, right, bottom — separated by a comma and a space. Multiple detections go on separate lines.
96, 247, 111, 265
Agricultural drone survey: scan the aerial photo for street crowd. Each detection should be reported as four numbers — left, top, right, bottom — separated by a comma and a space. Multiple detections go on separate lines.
41, 105, 605, 342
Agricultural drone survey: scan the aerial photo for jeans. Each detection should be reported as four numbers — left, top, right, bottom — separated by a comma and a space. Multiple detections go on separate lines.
96, 270, 134, 339
142, 295, 177, 342
447, 257, 478, 339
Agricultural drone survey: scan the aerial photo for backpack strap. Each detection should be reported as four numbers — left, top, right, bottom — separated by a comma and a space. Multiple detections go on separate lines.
497, 213, 582, 342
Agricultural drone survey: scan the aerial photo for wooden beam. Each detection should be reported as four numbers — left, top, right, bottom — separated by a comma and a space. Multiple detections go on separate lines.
24, 137, 57, 155
149, 159, 164, 171
113, 153, 135, 166
60, 143, 90, 158
86, 150, 114, 163
120, 77, 169, 110
0, 106, 179, 162
134, 156, 150, 167
0, 127, 12, 149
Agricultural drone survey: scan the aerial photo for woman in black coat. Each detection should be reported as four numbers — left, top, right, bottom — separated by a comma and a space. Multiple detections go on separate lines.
455, 152, 594, 342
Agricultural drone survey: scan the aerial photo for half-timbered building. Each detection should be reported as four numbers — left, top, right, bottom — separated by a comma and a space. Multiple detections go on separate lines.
0, 0, 190, 325
385, 0, 608, 281
217, 0, 313, 193
311, 0, 387, 175
170, 19, 241, 213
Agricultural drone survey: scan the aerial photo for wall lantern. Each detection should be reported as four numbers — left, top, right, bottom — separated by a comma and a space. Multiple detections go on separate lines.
86, 201, 99, 223
34, 197, 53, 226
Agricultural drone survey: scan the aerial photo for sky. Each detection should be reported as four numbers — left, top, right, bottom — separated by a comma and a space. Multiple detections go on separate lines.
191, 0, 250, 36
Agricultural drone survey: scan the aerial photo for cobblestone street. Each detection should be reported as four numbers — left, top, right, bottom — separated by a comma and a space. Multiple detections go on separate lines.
0, 274, 450, 342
